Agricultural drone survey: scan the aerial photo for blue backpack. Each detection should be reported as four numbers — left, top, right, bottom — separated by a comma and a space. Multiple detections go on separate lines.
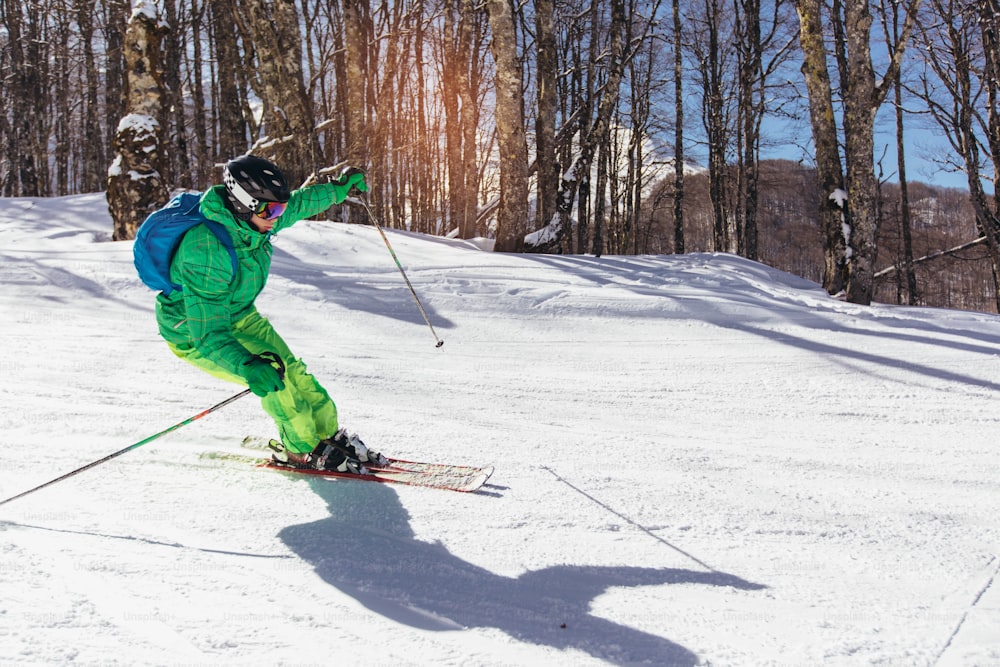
133, 192, 237, 296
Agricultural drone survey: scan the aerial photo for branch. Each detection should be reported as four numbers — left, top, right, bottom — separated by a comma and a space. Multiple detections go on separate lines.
873, 235, 987, 278
874, 0, 924, 106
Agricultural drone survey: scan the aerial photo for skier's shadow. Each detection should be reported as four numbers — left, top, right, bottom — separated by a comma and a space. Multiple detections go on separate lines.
279, 478, 765, 665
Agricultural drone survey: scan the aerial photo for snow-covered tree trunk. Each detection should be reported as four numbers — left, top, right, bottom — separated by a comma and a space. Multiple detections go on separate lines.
839, 0, 881, 305
104, 0, 129, 169
794, 0, 849, 295
107, 1, 169, 242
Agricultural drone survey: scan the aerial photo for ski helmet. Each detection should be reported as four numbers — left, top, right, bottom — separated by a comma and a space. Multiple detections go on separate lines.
223, 155, 291, 215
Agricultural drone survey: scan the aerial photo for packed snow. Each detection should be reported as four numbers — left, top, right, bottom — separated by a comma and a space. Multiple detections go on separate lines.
1, 193, 998, 666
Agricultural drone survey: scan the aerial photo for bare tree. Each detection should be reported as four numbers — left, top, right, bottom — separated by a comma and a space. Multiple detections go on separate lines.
672, 0, 686, 254
691, 0, 737, 252
916, 0, 1000, 309
440, 0, 485, 238
878, 0, 919, 304
1, 0, 46, 196
794, 0, 922, 304
525, 0, 630, 253
733, 0, 796, 260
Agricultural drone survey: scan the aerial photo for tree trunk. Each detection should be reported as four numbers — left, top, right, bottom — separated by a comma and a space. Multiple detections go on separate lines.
970, 0, 1000, 309
210, 0, 246, 162
797, 0, 921, 304
189, 0, 210, 188
882, 0, 918, 303
103, 0, 129, 171
895, 78, 918, 304
54, 4, 72, 195
736, 0, 765, 260
794, 0, 848, 294
672, 0, 686, 254
485, 0, 529, 252
698, 0, 732, 252
593, 129, 609, 256
442, 0, 464, 234
456, 0, 482, 238
244, 0, 322, 185
535, 0, 560, 230
840, 0, 880, 304
107, 4, 170, 241
2, 0, 45, 196
980, 0, 1000, 196
842, 0, 921, 304
576, 0, 603, 254
342, 0, 369, 168
77, 0, 104, 192
330, 2, 348, 161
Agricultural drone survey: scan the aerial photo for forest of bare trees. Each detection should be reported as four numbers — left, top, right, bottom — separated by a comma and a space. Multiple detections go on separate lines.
0, 0, 997, 312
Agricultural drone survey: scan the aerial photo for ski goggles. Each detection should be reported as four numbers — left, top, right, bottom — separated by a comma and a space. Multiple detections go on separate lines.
255, 200, 287, 220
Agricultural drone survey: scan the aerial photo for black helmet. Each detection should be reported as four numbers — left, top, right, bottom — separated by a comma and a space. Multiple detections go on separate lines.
223, 155, 291, 215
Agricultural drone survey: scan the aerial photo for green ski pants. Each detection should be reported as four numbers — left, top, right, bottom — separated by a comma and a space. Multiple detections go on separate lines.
167, 310, 338, 454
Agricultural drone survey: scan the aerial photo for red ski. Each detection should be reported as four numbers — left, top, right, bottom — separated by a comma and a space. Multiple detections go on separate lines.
261, 457, 494, 493
215, 438, 494, 493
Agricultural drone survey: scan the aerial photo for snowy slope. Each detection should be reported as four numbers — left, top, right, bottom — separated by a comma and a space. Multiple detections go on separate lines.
1, 194, 998, 666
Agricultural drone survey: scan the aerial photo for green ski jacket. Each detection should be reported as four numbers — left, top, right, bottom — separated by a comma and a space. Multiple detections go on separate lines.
156, 183, 344, 377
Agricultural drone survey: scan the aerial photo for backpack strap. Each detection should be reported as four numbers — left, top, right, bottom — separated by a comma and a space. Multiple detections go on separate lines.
201, 219, 239, 283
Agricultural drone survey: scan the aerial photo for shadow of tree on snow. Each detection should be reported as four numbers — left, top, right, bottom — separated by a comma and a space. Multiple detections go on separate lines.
279, 477, 765, 666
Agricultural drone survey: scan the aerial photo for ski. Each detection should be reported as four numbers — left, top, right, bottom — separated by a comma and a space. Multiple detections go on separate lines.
218, 437, 494, 493
262, 459, 494, 493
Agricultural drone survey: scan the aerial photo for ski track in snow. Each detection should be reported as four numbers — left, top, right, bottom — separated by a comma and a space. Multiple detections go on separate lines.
1, 194, 999, 665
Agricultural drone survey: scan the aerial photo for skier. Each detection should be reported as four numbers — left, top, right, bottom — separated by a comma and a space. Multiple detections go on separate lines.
153, 154, 384, 473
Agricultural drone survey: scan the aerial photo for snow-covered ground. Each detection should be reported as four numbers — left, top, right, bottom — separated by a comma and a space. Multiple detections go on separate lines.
1, 193, 998, 666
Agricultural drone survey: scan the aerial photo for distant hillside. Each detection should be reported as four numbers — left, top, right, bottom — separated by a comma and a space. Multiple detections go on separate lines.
646, 159, 990, 313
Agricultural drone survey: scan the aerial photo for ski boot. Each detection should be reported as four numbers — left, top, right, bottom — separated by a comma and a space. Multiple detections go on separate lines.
268, 430, 386, 473
315, 428, 388, 471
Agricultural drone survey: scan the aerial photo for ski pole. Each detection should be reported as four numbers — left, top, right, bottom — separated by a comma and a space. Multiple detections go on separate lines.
0, 388, 251, 508
358, 197, 445, 348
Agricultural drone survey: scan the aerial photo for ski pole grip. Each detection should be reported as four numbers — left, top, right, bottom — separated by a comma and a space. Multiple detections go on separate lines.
256, 351, 286, 379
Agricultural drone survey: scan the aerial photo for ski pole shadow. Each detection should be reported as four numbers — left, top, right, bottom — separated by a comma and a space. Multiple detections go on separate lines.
279, 478, 765, 666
